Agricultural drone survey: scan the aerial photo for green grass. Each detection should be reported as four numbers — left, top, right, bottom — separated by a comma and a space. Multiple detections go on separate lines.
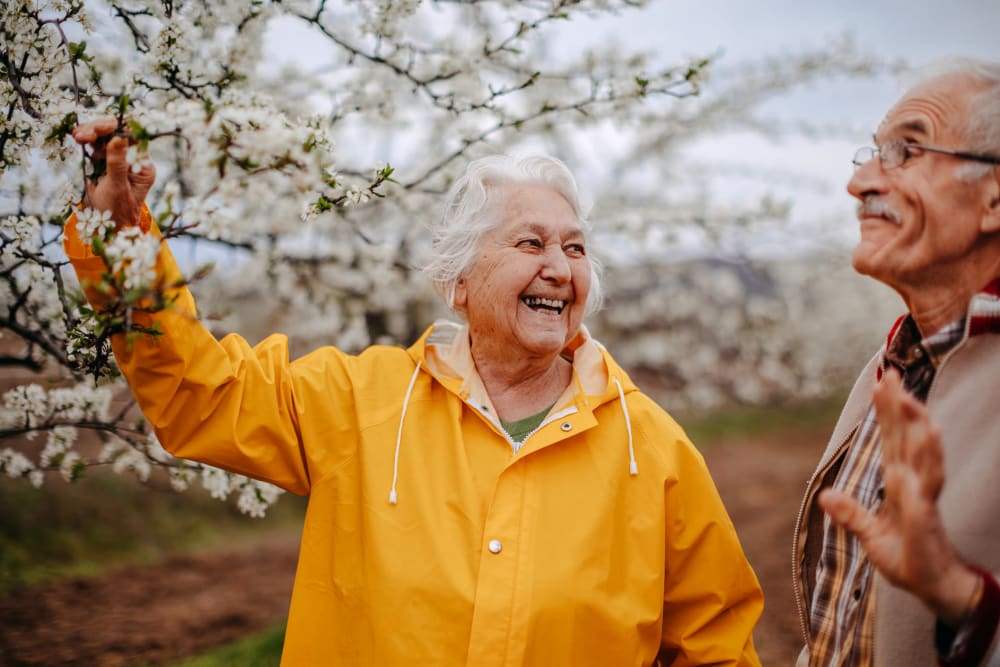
160, 622, 286, 667
0, 469, 305, 592
678, 393, 846, 446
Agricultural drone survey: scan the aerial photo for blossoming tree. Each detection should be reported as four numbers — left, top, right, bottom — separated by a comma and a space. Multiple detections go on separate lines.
1, 0, 898, 514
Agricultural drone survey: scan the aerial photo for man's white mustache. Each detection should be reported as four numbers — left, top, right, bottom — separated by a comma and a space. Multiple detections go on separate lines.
856, 196, 902, 225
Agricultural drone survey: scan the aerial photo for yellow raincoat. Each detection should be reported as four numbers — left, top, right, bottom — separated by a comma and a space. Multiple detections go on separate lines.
66, 211, 762, 666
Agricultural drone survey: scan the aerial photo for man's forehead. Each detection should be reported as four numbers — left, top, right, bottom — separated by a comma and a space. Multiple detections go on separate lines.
875, 116, 931, 140
875, 74, 978, 140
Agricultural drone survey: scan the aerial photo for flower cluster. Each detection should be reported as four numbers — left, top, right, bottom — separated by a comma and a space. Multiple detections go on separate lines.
102, 227, 161, 292
200, 467, 283, 518
76, 208, 115, 241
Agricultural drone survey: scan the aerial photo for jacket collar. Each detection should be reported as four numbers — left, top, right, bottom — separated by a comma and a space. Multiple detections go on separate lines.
877, 279, 1000, 381
407, 320, 636, 413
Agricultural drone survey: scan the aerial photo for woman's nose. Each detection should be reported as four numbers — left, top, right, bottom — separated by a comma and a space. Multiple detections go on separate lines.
540, 246, 571, 282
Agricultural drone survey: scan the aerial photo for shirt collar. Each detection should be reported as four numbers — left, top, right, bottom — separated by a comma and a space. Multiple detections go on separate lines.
878, 278, 1000, 380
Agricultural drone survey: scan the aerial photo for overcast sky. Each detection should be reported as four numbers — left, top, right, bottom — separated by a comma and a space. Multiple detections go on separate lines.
265, 1, 1000, 252
569, 0, 1000, 250
617, 0, 999, 62
582, 0, 999, 125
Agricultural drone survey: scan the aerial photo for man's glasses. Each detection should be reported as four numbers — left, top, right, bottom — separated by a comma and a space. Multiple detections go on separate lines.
852, 140, 1000, 171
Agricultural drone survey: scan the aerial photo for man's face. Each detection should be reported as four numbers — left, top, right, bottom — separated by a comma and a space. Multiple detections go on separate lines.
847, 74, 997, 291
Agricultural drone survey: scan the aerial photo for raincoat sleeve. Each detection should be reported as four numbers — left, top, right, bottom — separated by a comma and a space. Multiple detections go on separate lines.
63, 207, 336, 495
658, 431, 764, 666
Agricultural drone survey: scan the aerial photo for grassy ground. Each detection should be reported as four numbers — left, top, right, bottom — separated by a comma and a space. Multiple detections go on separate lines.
679, 393, 845, 445
162, 624, 286, 667
0, 468, 306, 593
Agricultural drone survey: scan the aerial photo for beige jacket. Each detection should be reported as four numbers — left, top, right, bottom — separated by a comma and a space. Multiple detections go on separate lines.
793, 322, 1000, 667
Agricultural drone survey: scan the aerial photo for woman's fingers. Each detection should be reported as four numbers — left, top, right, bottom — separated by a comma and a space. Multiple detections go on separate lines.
71, 117, 119, 145
129, 159, 157, 203
104, 136, 131, 180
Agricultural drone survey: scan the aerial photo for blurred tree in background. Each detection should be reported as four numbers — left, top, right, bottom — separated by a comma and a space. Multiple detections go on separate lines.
1, 0, 900, 513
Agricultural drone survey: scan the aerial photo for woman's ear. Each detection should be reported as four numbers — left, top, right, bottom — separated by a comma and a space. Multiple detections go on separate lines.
453, 277, 468, 310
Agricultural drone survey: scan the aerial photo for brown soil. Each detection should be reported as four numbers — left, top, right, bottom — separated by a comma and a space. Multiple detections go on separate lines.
702, 426, 827, 666
0, 426, 828, 667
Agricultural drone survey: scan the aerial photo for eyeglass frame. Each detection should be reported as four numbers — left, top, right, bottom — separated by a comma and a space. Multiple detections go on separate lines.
852, 140, 1000, 171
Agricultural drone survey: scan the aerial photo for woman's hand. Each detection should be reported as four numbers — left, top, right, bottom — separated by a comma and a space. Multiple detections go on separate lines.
72, 117, 156, 227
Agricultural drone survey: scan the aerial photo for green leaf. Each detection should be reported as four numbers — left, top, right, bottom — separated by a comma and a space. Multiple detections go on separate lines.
116, 93, 131, 116
68, 41, 87, 61
69, 460, 87, 482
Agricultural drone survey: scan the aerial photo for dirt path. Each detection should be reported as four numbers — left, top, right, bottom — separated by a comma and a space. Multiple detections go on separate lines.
0, 539, 299, 666
0, 426, 828, 666
701, 426, 827, 666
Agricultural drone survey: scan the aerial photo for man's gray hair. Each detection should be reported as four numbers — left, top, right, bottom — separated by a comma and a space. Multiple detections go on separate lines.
424, 154, 604, 318
911, 58, 1000, 181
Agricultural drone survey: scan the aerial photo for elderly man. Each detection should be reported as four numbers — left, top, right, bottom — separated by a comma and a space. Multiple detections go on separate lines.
793, 59, 1000, 666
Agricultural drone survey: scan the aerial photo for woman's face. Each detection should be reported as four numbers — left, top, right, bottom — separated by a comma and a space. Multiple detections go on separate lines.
454, 182, 591, 362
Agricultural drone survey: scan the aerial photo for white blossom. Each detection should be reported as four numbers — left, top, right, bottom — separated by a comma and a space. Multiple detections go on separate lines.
201, 467, 232, 500
111, 446, 152, 482
236, 480, 283, 518
103, 227, 161, 292
1, 384, 49, 428
1, 448, 36, 478
40, 426, 77, 467
125, 144, 153, 175
77, 208, 115, 241
169, 467, 195, 492
59, 450, 81, 482
344, 186, 371, 206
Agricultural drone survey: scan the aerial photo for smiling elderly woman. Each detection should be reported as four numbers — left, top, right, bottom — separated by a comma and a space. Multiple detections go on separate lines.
65, 121, 763, 667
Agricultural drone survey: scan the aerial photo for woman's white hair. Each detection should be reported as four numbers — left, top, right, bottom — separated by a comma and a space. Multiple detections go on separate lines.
909, 57, 1000, 181
423, 154, 604, 318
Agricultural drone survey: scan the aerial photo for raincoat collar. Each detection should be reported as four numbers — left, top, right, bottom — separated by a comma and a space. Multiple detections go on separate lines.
407, 320, 636, 413
391, 322, 641, 503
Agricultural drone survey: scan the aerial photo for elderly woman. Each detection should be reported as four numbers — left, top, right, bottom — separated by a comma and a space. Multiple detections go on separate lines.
66, 120, 763, 666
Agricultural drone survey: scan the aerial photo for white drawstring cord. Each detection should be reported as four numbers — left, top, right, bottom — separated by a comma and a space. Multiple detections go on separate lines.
612, 377, 638, 476
389, 360, 422, 505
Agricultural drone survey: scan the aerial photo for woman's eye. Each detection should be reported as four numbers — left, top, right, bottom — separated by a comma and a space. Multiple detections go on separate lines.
565, 243, 585, 255
518, 238, 542, 249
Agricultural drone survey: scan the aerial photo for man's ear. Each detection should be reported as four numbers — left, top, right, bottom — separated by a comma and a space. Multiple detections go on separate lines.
981, 168, 1000, 234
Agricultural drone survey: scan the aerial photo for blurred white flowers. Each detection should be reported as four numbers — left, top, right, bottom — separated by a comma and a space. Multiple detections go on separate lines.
1, 0, 890, 516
